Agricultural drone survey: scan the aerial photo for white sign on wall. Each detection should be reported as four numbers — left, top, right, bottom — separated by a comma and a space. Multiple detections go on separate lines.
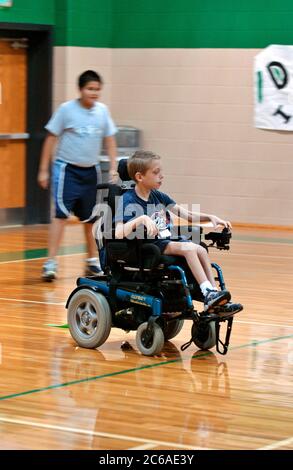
0, 1, 13, 6
254, 44, 293, 130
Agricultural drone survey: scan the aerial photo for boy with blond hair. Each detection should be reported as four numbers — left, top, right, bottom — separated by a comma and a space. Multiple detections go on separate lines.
115, 150, 233, 312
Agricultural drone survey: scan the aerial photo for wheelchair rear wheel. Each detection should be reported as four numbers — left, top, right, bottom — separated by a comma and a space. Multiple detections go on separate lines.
136, 322, 164, 356
192, 320, 216, 350
164, 319, 184, 340
67, 289, 112, 349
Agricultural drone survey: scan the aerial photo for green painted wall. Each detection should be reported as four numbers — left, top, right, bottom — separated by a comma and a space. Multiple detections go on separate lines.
55, 0, 112, 47
54, 0, 67, 45
0, 0, 55, 25
2, 0, 293, 48
0, 0, 112, 47
112, 0, 293, 48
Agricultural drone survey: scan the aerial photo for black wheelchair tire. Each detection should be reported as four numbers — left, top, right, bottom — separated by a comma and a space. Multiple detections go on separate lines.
136, 322, 164, 356
67, 289, 112, 349
163, 319, 184, 340
192, 321, 216, 350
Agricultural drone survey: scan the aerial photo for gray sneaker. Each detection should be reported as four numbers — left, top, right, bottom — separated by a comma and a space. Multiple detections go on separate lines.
204, 289, 231, 312
210, 301, 243, 318
42, 259, 58, 282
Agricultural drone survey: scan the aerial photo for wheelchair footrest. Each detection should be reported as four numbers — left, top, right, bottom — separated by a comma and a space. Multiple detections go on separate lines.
216, 317, 234, 355
180, 313, 235, 354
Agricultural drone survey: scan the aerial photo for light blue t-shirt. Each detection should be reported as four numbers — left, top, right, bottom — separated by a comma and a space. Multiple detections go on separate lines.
45, 99, 117, 167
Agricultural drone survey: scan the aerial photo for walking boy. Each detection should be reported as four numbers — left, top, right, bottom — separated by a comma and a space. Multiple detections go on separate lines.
115, 150, 232, 312
38, 70, 117, 281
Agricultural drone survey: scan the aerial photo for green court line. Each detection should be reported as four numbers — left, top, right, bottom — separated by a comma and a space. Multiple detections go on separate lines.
0, 244, 86, 263
46, 324, 69, 329
0, 333, 292, 402
1, 234, 293, 264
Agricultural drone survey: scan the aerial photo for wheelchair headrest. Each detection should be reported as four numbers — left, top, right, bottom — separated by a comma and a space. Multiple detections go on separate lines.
118, 158, 132, 181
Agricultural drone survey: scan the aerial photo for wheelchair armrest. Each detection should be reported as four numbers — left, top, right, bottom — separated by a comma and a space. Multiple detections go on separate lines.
204, 228, 231, 250
171, 224, 202, 243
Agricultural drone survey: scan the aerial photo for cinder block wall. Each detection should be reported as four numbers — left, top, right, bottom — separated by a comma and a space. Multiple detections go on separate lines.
2, 0, 293, 225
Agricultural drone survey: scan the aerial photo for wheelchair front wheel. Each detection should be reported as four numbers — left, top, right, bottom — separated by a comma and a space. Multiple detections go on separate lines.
192, 320, 216, 351
67, 289, 112, 349
136, 322, 164, 356
164, 319, 184, 340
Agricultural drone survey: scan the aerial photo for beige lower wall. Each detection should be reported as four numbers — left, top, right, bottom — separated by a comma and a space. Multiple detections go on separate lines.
53, 47, 293, 226
53, 47, 113, 108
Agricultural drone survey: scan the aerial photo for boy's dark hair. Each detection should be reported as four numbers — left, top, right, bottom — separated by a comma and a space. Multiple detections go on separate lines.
127, 150, 161, 182
78, 70, 103, 89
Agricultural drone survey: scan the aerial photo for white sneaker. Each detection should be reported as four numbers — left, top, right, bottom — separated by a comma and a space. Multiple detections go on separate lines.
42, 259, 58, 281
84, 263, 103, 277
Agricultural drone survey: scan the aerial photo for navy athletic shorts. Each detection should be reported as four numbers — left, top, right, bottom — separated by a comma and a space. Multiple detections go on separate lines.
52, 159, 102, 222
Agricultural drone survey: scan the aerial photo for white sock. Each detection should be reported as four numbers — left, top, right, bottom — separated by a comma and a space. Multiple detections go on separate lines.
85, 257, 99, 266
200, 281, 214, 296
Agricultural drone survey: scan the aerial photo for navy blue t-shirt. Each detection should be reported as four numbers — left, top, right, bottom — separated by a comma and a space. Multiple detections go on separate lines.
115, 188, 176, 239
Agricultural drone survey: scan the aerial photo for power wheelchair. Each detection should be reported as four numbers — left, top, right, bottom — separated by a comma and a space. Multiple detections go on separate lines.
66, 160, 242, 356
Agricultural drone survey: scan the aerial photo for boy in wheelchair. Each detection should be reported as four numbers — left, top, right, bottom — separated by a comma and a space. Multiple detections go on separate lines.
115, 150, 240, 315
66, 150, 242, 356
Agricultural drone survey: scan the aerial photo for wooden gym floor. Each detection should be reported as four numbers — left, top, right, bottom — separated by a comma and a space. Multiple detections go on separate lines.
0, 224, 292, 450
